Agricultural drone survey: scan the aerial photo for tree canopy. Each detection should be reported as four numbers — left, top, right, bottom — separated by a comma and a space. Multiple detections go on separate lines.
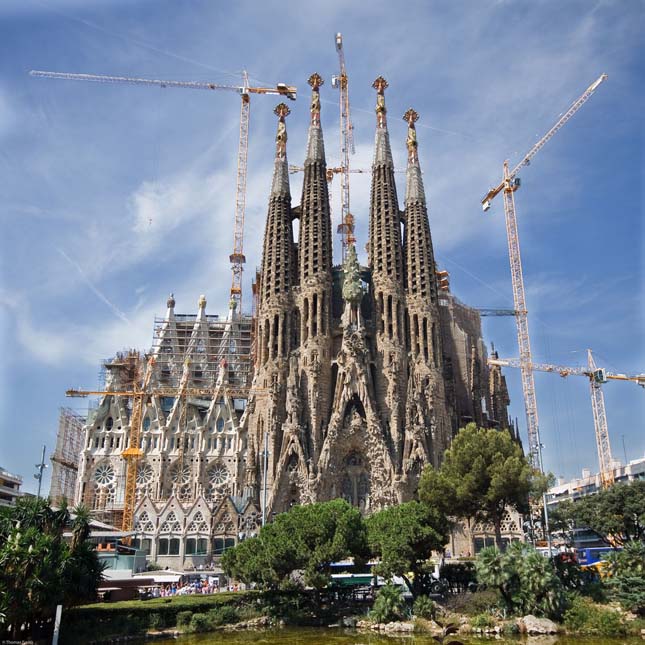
0, 497, 104, 641
419, 423, 540, 547
550, 480, 645, 546
222, 498, 368, 590
366, 500, 449, 599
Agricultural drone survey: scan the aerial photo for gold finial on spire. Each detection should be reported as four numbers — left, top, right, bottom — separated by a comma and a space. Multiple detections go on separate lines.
308, 73, 324, 90
308, 73, 323, 125
274, 103, 290, 157
274, 103, 291, 119
373, 77, 388, 126
403, 108, 419, 125
403, 108, 419, 160
372, 76, 389, 93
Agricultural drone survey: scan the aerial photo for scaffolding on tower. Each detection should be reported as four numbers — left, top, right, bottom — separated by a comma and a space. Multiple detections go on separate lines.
49, 407, 85, 507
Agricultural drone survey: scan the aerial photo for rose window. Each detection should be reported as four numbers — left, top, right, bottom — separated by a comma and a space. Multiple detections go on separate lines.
137, 463, 154, 485
208, 464, 229, 486
94, 463, 115, 486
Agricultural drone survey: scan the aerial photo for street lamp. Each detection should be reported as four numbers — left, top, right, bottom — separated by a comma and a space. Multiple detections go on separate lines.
34, 444, 48, 499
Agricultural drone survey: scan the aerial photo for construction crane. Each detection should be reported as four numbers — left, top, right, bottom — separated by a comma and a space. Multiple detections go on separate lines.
481, 73, 607, 467
331, 33, 356, 261
289, 164, 404, 179
478, 309, 517, 317
30, 69, 297, 315
490, 350, 644, 488
65, 351, 153, 533
120, 354, 155, 535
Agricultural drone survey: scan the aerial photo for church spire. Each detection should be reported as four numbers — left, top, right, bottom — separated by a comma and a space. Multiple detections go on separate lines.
402, 108, 437, 306
299, 73, 332, 283
270, 102, 291, 198
305, 73, 325, 161
260, 103, 294, 307
403, 108, 425, 204
369, 76, 403, 284
372, 76, 394, 166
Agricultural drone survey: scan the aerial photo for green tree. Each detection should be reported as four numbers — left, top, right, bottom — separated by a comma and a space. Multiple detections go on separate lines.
222, 498, 368, 590
0, 497, 104, 641
552, 481, 645, 546
419, 423, 539, 548
475, 542, 566, 619
366, 500, 449, 599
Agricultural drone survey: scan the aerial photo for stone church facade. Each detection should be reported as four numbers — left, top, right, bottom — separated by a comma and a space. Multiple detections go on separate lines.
244, 75, 513, 516
73, 74, 514, 569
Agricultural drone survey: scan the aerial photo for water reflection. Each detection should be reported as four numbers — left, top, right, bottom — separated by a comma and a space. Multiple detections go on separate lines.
153, 626, 642, 645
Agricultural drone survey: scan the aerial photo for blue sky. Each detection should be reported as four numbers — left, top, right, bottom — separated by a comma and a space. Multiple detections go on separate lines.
1, 0, 642, 494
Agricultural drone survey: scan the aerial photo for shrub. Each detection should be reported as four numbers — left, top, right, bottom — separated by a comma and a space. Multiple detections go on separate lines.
207, 605, 239, 626
563, 595, 626, 636
189, 612, 211, 633
58, 591, 258, 643
413, 595, 437, 620
176, 610, 193, 629
471, 613, 494, 629
502, 621, 520, 635
476, 543, 566, 619
444, 589, 498, 616
124, 613, 145, 633
605, 543, 645, 615
605, 575, 645, 616
148, 612, 164, 630
369, 583, 406, 624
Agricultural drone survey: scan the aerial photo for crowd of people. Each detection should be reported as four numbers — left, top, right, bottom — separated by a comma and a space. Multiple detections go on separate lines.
149, 579, 241, 597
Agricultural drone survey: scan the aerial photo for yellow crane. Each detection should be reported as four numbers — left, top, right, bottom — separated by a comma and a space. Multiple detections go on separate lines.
481, 73, 607, 468
30, 69, 297, 315
489, 349, 644, 487
120, 354, 155, 534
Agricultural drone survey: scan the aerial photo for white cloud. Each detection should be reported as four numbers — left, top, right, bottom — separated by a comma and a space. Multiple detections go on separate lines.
0, 87, 16, 139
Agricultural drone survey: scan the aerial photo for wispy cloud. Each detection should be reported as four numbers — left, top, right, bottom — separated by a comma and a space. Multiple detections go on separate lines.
57, 248, 130, 323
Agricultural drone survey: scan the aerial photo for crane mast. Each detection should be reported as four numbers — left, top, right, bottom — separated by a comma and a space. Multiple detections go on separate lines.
120, 355, 155, 535
489, 350, 643, 488
332, 33, 356, 260
229, 72, 250, 315
503, 160, 541, 465
482, 73, 607, 467
588, 349, 613, 488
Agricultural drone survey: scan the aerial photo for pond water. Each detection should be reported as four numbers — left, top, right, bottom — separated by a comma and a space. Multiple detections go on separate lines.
154, 626, 643, 645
